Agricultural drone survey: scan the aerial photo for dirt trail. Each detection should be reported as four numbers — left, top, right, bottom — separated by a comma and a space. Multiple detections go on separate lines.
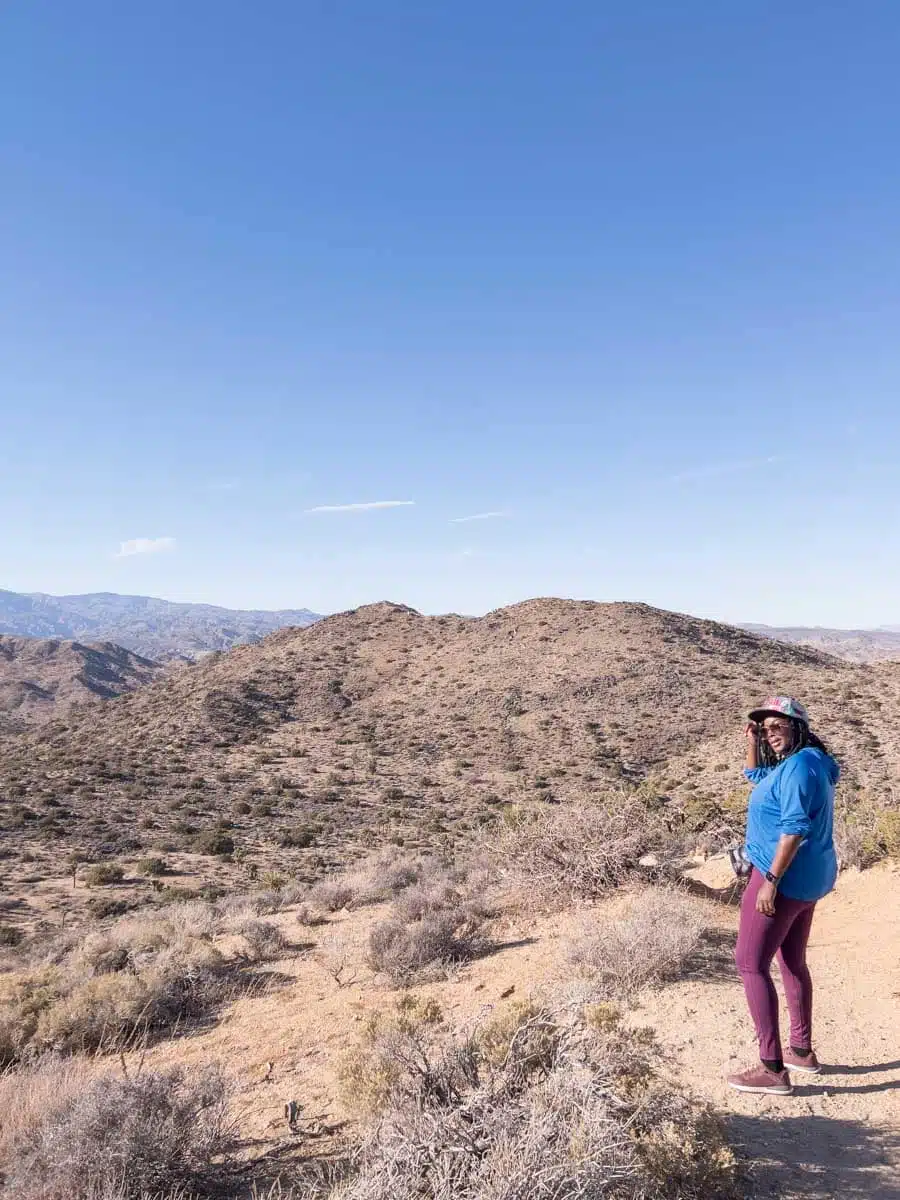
136, 862, 900, 1196
638, 860, 900, 1198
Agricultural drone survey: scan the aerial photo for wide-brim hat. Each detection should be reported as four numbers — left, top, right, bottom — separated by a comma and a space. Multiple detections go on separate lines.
748, 695, 810, 725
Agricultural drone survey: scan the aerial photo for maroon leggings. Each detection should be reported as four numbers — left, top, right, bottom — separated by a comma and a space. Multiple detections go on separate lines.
734, 868, 816, 1062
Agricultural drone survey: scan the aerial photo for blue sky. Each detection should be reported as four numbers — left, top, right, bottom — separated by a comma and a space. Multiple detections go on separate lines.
2, 1, 899, 625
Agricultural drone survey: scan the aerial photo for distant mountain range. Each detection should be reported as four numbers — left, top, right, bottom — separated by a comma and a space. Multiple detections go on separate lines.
0, 590, 321, 662
741, 623, 900, 663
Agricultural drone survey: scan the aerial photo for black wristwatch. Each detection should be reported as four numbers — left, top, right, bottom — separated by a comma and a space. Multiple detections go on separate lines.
764, 870, 780, 885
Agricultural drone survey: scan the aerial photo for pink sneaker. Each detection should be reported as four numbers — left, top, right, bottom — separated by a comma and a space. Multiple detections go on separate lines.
727, 1065, 793, 1095
783, 1049, 821, 1074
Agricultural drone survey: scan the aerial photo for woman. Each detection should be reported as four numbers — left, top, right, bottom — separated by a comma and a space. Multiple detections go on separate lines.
727, 695, 839, 1096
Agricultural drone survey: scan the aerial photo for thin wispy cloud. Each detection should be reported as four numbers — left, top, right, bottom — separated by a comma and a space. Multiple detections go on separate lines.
204, 479, 240, 493
669, 455, 780, 483
305, 500, 415, 513
449, 510, 510, 524
115, 537, 177, 557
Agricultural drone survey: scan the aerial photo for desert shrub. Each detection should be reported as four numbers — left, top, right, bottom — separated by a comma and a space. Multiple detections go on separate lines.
0, 925, 23, 947
834, 787, 900, 868
261, 870, 287, 890
872, 809, 900, 858
310, 849, 426, 914
680, 788, 747, 849
0, 970, 61, 1069
135, 856, 168, 877
82, 863, 125, 887
0, 899, 286, 1062
333, 997, 738, 1200
86, 897, 132, 919
0, 1058, 234, 1200
488, 796, 676, 904
366, 882, 487, 984
356, 848, 425, 899
278, 826, 317, 849
339, 995, 447, 1115
33, 943, 228, 1053
476, 1000, 561, 1077
193, 830, 234, 857
296, 903, 328, 928
310, 879, 358, 912
834, 807, 868, 870
315, 934, 363, 989
566, 888, 707, 999
247, 884, 309, 915
240, 920, 289, 962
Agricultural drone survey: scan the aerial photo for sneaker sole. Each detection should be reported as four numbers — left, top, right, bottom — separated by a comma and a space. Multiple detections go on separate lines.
728, 1082, 793, 1096
786, 1063, 822, 1075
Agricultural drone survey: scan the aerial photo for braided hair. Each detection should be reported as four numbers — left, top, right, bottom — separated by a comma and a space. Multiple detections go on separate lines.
756, 717, 832, 768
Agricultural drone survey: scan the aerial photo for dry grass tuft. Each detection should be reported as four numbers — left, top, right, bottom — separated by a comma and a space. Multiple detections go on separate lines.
0, 1057, 234, 1200
566, 887, 708, 999
835, 786, 900, 869
331, 993, 738, 1199
366, 871, 490, 984
311, 848, 429, 913
0, 900, 291, 1064
488, 796, 677, 905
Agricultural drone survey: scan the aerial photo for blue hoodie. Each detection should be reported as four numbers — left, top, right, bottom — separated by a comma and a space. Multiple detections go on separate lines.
744, 746, 839, 903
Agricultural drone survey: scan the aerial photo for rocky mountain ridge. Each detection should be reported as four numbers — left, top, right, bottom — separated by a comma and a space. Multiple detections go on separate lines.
742, 623, 900, 663
0, 635, 165, 732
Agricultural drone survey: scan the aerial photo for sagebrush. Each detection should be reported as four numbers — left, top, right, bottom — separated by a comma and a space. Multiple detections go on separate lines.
0, 1058, 234, 1200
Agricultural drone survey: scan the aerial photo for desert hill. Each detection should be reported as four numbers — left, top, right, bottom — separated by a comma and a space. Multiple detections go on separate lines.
0, 589, 320, 661
1, 599, 898, 889
0, 636, 165, 733
2, 599, 899, 1199
742, 622, 900, 663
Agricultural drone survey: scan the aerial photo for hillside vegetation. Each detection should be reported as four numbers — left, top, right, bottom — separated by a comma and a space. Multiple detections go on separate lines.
0, 636, 165, 733
1, 599, 898, 933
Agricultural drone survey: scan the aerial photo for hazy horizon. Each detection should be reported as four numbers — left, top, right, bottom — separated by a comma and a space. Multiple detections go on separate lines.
1, 583, 897, 633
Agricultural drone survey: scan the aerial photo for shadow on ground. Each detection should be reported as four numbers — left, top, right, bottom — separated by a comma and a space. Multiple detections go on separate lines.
728, 1113, 900, 1199
683, 928, 736, 983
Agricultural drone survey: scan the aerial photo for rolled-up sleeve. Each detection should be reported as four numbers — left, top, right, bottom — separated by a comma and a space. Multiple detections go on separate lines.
744, 767, 774, 784
777, 757, 815, 837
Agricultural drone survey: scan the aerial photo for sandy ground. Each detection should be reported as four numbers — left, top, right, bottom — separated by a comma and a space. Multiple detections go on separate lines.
133, 860, 900, 1197
643, 859, 900, 1199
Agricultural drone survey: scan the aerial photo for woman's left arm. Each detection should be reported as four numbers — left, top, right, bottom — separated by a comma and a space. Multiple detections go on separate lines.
756, 755, 816, 916
756, 834, 804, 915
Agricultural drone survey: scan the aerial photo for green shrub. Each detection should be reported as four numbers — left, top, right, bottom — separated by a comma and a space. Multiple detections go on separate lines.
278, 826, 317, 849
86, 897, 131, 919
136, 857, 169, 877
82, 863, 125, 887
193, 831, 234, 857
872, 810, 900, 858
